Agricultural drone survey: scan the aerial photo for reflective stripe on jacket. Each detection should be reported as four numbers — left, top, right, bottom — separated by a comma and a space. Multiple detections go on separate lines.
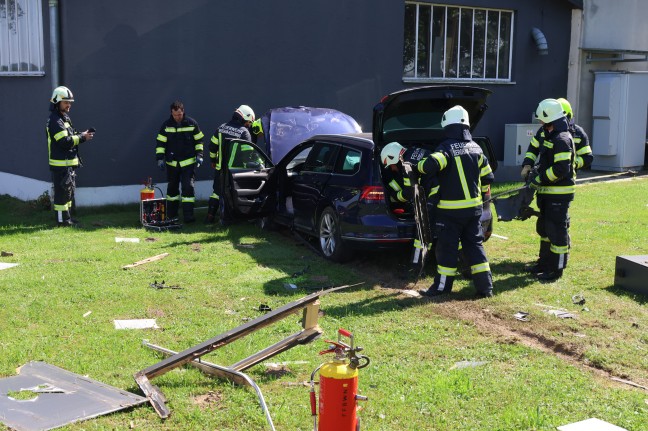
209, 118, 251, 170
155, 115, 204, 166
417, 124, 494, 216
530, 118, 576, 200
47, 110, 84, 167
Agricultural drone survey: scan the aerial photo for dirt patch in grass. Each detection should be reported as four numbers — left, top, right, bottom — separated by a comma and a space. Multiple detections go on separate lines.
192, 390, 224, 409
350, 255, 648, 392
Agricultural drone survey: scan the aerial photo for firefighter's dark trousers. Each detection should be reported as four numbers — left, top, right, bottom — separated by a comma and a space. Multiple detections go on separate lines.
535, 195, 571, 271
166, 165, 195, 219
51, 167, 76, 223
429, 212, 492, 295
206, 168, 221, 220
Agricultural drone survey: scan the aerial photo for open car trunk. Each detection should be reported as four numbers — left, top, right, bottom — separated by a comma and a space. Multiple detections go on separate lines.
371, 85, 496, 229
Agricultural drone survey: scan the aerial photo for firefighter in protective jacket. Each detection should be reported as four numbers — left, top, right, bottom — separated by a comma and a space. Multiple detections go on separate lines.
417, 105, 494, 298
46, 86, 95, 227
521, 97, 592, 178
205, 105, 255, 224
155, 100, 204, 223
521, 98, 576, 281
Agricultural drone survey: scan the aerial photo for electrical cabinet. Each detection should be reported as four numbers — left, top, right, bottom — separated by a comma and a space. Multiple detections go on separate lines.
503, 124, 538, 166
591, 71, 648, 171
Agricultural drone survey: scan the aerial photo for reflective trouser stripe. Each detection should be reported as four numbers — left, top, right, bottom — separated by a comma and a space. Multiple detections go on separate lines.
54, 202, 70, 211
471, 262, 490, 274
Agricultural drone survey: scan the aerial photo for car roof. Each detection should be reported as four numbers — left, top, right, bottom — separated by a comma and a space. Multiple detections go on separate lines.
305, 132, 374, 150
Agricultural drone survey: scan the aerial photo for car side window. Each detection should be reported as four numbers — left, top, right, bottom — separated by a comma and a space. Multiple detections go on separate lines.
334, 147, 361, 175
303, 142, 339, 173
228, 142, 266, 170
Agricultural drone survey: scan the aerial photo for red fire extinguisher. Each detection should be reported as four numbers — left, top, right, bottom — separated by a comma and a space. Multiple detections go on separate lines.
140, 177, 156, 201
309, 328, 370, 431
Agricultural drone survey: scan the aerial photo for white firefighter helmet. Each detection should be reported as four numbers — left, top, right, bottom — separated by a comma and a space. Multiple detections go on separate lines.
556, 97, 573, 120
381, 142, 405, 167
535, 98, 565, 123
441, 105, 470, 128
235, 105, 255, 122
50, 86, 74, 104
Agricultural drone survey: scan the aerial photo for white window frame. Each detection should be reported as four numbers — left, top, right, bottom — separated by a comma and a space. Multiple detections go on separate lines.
403, 2, 514, 84
0, 0, 45, 76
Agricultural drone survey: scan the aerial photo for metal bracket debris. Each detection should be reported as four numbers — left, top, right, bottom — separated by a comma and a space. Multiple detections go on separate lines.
134, 283, 362, 419
0, 361, 147, 431
150, 280, 182, 289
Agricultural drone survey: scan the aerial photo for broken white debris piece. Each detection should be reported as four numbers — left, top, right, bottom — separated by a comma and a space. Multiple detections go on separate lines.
113, 319, 159, 330
557, 417, 628, 431
115, 237, 140, 243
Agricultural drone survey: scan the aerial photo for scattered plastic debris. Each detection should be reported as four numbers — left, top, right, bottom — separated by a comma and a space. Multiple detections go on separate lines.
546, 310, 576, 319
557, 417, 628, 431
115, 237, 140, 243
490, 234, 509, 240
0, 263, 19, 270
514, 311, 530, 322
83, 311, 92, 318
150, 280, 182, 289
450, 361, 488, 370
401, 290, 421, 297
572, 294, 586, 306
284, 283, 298, 290
113, 319, 159, 330
257, 304, 272, 312
1, 251, 14, 257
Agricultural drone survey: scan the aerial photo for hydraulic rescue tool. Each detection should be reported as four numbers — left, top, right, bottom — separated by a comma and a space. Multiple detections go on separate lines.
487, 168, 540, 222
139, 177, 181, 231
309, 329, 370, 431
402, 162, 432, 277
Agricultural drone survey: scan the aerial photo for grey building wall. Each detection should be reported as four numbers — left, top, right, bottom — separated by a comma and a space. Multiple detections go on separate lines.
569, 0, 648, 139
0, 0, 578, 196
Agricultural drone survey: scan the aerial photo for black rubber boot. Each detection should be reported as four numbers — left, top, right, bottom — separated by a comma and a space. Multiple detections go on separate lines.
167, 200, 179, 220
526, 241, 551, 274
472, 271, 493, 298
182, 202, 195, 223
204, 198, 218, 224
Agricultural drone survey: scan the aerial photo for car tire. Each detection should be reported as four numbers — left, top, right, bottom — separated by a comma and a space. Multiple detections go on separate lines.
318, 207, 351, 262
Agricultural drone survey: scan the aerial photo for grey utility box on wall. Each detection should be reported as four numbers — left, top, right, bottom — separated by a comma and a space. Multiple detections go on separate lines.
503, 124, 538, 166
591, 71, 648, 172
614, 255, 648, 296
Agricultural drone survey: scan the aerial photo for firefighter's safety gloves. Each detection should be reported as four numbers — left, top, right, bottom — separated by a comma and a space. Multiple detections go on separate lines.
528, 175, 541, 190
196, 156, 203, 168
157, 159, 165, 171
520, 165, 532, 181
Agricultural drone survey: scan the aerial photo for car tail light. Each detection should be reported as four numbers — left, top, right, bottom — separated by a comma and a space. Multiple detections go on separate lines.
360, 186, 384, 202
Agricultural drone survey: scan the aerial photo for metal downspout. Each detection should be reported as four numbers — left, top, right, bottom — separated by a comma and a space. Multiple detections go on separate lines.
49, 0, 60, 87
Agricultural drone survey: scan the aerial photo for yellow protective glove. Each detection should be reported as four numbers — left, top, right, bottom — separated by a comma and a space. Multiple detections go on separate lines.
520, 165, 532, 180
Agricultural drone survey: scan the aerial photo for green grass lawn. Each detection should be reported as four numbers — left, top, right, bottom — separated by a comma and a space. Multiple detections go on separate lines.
0, 177, 647, 430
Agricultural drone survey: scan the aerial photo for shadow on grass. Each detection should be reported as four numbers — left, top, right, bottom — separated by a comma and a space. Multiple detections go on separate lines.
604, 284, 648, 305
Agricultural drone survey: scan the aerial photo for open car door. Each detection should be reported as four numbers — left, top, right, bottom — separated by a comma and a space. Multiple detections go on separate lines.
220, 139, 276, 220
